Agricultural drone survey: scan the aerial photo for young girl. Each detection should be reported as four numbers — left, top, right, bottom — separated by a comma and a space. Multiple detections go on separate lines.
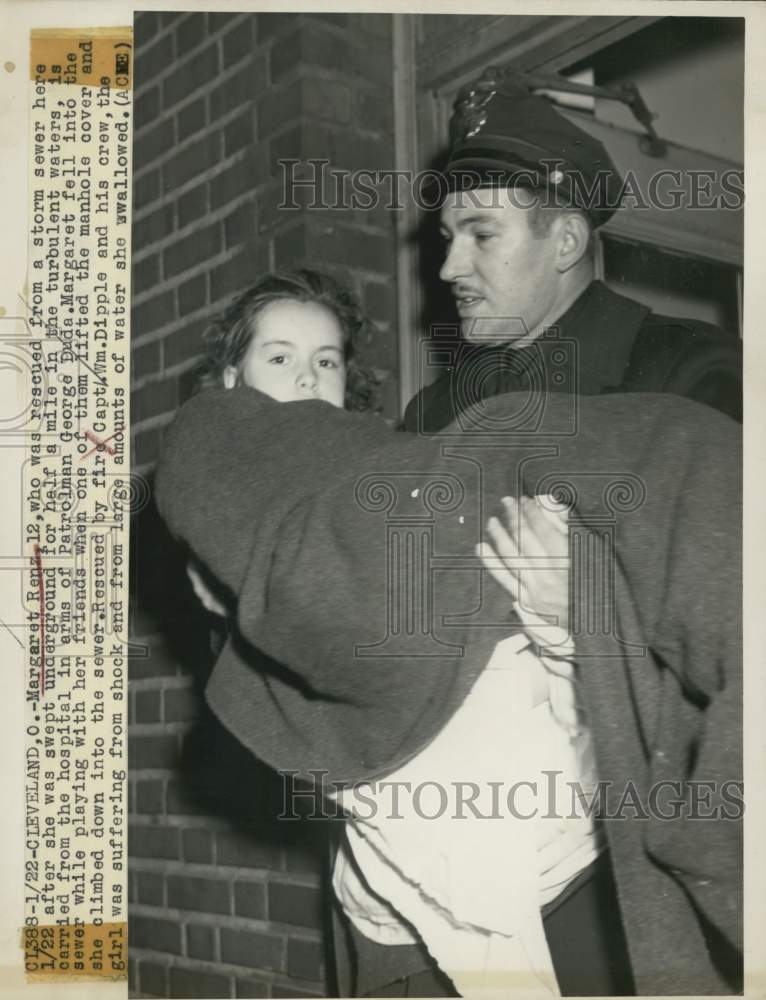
188, 268, 457, 996
198, 267, 379, 410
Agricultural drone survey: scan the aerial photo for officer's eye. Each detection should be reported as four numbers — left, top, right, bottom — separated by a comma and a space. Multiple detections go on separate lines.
474, 231, 495, 244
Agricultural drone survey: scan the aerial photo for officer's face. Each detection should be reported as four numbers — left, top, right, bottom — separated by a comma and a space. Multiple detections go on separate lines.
223, 300, 347, 408
439, 187, 563, 345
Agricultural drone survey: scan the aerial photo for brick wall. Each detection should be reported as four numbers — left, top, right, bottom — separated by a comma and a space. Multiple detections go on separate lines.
129, 11, 397, 998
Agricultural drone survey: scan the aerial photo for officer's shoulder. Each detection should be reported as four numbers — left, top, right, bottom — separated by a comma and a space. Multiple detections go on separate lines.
638, 309, 739, 350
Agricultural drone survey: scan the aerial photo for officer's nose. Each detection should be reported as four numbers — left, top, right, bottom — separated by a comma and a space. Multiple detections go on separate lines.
439, 236, 469, 284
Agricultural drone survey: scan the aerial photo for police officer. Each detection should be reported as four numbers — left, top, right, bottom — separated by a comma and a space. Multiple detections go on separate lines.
404, 70, 742, 432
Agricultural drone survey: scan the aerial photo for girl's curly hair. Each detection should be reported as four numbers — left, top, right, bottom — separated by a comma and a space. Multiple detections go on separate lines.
197, 268, 381, 412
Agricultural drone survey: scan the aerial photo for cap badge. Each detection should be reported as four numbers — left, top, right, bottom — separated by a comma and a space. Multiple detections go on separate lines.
452, 86, 496, 142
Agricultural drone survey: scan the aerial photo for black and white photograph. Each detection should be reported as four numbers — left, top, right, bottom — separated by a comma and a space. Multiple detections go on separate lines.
128, 10, 745, 999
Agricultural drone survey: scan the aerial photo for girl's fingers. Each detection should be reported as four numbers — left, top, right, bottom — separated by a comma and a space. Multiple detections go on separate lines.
476, 541, 520, 601
486, 513, 520, 562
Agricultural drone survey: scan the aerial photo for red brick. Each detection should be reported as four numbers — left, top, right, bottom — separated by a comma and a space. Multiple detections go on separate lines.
135, 688, 162, 723
268, 881, 322, 929
176, 12, 207, 53
177, 97, 207, 142
132, 376, 178, 422
136, 778, 164, 814
136, 117, 177, 165
254, 179, 296, 233
257, 81, 302, 139
135, 33, 174, 86
163, 321, 206, 370
134, 169, 161, 210
133, 340, 161, 380
283, 839, 324, 875
129, 732, 179, 770
163, 132, 220, 191
130, 823, 181, 860
134, 85, 160, 131
164, 686, 200, 723
221, 927, 284, 972
235, 976, 271, 998
160, 12, 183, 30
178, 275, 208, 316
223, 18, 255, 67
167, 874, 231, 914
182, 828, 214, 864
271, 26, 348, 84
133, 251, 161, 295
257, 12, 295, 40
133, 290, 175, 334
209, 152, 265, 211
163, 44, 220, 108
185, 922, 216, 961
134, 203, 174, 251
305, 11, 349, 29
357, 86, 393, 134
224, 199, 258, 249
134, 11, 160, 49
129, 640, 179, 680
163, 223, 221, 279
233, 880, 267, 920
348, 12, 392, 39
177, 182, 209, 228
317, 224, 394, 274
272, 986, 324, 999
130, 914, 182, 954
137, 959, 169, 997
287, 936, 324, 981
136, 870, 165, 906
209, 12, 241, 35
217, 829, 282, 870
209, 244, 270, 304
225, 109, 255, 157
166, 778, 208, 816
270, 122, 335, 175
350, 37, 392, 87
273, 223, 308, 268
169, 966, 229, 999
209, 56, 269, 120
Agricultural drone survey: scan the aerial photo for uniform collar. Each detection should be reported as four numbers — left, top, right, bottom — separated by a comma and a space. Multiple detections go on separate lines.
547, 280, 651, 394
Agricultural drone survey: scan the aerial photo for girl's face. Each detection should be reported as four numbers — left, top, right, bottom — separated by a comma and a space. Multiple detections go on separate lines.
224, 300, 347, 408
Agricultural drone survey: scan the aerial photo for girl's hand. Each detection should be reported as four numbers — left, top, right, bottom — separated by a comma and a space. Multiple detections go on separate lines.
476, 494, 570, 630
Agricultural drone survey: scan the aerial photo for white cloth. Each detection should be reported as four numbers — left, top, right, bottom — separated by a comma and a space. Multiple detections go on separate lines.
332, 608, 604, 998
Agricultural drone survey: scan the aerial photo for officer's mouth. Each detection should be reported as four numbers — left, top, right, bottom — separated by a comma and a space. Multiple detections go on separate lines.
453, 293, 484, 313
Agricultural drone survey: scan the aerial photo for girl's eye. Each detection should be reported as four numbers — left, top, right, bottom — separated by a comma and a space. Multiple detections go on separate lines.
268, 354, 287, 365
317, 358, 339, 369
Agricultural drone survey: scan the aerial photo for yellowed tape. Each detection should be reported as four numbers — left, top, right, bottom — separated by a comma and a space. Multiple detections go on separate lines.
30, 28, 132, 89
22, 922, 127, 981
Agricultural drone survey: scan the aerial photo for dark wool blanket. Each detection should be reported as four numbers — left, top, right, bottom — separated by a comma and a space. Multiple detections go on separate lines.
155, 386, 742, 993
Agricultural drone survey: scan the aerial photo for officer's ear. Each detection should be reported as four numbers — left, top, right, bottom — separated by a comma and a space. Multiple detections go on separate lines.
556, 212, 592, 273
